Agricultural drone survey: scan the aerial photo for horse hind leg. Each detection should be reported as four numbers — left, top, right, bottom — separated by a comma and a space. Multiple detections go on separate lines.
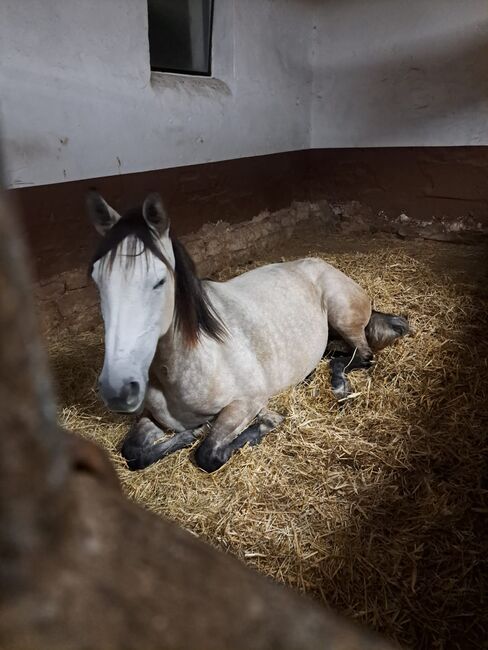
328, 310, 410, 400
365, 310, 410, 352
329, 346, 374, 400
327, 312, 375, 401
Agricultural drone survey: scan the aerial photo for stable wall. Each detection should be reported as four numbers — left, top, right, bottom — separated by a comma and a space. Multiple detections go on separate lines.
1, 0, 313, 188
3, 0, 488, 289
308, 0, 488, 236
5, 0, 488, 191
311, 0, 488, 148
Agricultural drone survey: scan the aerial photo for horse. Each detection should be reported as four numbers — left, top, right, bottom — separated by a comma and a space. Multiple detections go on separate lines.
86, 191, 409, 473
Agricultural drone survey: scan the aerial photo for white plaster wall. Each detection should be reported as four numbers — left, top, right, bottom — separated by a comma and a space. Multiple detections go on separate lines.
0, 0, 313, 187
3, 0, 488, 188
311, 0, 488, 148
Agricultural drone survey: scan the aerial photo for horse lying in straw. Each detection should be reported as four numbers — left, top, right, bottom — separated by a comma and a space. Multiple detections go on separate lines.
87, 192, 409, 473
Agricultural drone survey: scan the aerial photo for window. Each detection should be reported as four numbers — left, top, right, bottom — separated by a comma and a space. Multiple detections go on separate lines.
148, 0, 214, 76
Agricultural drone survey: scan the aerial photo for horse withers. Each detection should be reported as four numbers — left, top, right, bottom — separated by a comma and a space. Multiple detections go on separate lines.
87, 192, 409, 473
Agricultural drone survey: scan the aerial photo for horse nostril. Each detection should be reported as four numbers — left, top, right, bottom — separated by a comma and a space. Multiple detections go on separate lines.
98, 377, 142, 412
121, 380, 140, 405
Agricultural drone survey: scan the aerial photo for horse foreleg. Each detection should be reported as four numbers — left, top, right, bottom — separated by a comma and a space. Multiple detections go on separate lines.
194, 401, 284, 473
121, 416, 206, 471
227, 408, 285, 454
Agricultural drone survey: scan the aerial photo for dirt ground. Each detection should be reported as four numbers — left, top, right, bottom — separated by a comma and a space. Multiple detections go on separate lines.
260, 229, 488, 284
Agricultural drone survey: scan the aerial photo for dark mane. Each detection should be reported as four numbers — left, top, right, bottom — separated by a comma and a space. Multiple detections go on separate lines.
89, 210, 226, 347
89, 208, 165, 272
171, 238, 226, 346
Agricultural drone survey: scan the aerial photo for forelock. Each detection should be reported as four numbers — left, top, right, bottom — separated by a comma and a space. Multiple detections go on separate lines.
88, 210, 171, 276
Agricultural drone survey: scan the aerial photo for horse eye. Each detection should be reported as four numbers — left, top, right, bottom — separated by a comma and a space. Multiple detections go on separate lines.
153, 278, 166, 290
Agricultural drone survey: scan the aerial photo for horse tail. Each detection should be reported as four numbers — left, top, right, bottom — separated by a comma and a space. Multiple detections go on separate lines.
365, 310, 410, 352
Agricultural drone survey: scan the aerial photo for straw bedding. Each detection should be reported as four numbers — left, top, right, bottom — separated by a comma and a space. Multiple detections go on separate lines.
48, 236, 488, 649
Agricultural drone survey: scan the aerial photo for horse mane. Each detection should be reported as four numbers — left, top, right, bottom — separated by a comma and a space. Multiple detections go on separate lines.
88, 209, 226, 347
171, 238, 226, 346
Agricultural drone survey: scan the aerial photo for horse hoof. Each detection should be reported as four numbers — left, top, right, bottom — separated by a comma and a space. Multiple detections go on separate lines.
389, 315, 410, 336
121, 444, 149, 471
331, 376, 351, 400
193, 443, 225, 473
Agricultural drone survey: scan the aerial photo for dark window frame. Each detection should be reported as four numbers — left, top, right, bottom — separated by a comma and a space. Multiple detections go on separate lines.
148, 0, 215, 77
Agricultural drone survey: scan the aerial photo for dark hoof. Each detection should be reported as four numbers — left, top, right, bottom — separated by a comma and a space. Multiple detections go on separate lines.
331, 374, 351, 400
121, 433, 167, 470
120, 418, 162, 471
122, 427, 201, 471
389, 315, 410, 336
194, 442, 226, 473
121, 440, 151, 471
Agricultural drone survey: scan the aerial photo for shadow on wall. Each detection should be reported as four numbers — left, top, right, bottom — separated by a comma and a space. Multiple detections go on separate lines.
313, 11, 488, 142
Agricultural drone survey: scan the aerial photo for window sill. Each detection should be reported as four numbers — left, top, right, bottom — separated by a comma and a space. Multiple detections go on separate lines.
150, 71, 231, 96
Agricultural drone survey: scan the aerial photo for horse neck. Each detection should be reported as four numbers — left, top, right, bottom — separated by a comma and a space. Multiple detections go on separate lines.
150, 250, 224, 384
151, 280, 219, 386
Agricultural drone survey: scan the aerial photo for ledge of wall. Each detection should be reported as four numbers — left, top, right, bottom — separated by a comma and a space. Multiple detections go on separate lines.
35, 201, 324, 335
309, 147, 488, 225
11, 146, 488, 282
11, 145, 488, 333
11, 151, 310, 281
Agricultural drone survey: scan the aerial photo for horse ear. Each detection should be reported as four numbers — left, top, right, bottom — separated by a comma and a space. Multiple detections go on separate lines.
142, 193, 170, 236
86, 191, 121, 236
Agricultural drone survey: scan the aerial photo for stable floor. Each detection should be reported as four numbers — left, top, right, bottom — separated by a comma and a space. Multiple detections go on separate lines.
48, 232, 488, 649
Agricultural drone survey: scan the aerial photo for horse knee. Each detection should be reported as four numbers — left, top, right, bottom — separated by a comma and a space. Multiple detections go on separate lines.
342, 333, 373, 362
194, 414, 282, 473
358, 347, 374, 363
328, 313, 372, 359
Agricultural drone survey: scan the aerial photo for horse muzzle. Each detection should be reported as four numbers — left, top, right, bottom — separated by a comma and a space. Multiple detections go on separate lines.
98, 377, 144, 414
